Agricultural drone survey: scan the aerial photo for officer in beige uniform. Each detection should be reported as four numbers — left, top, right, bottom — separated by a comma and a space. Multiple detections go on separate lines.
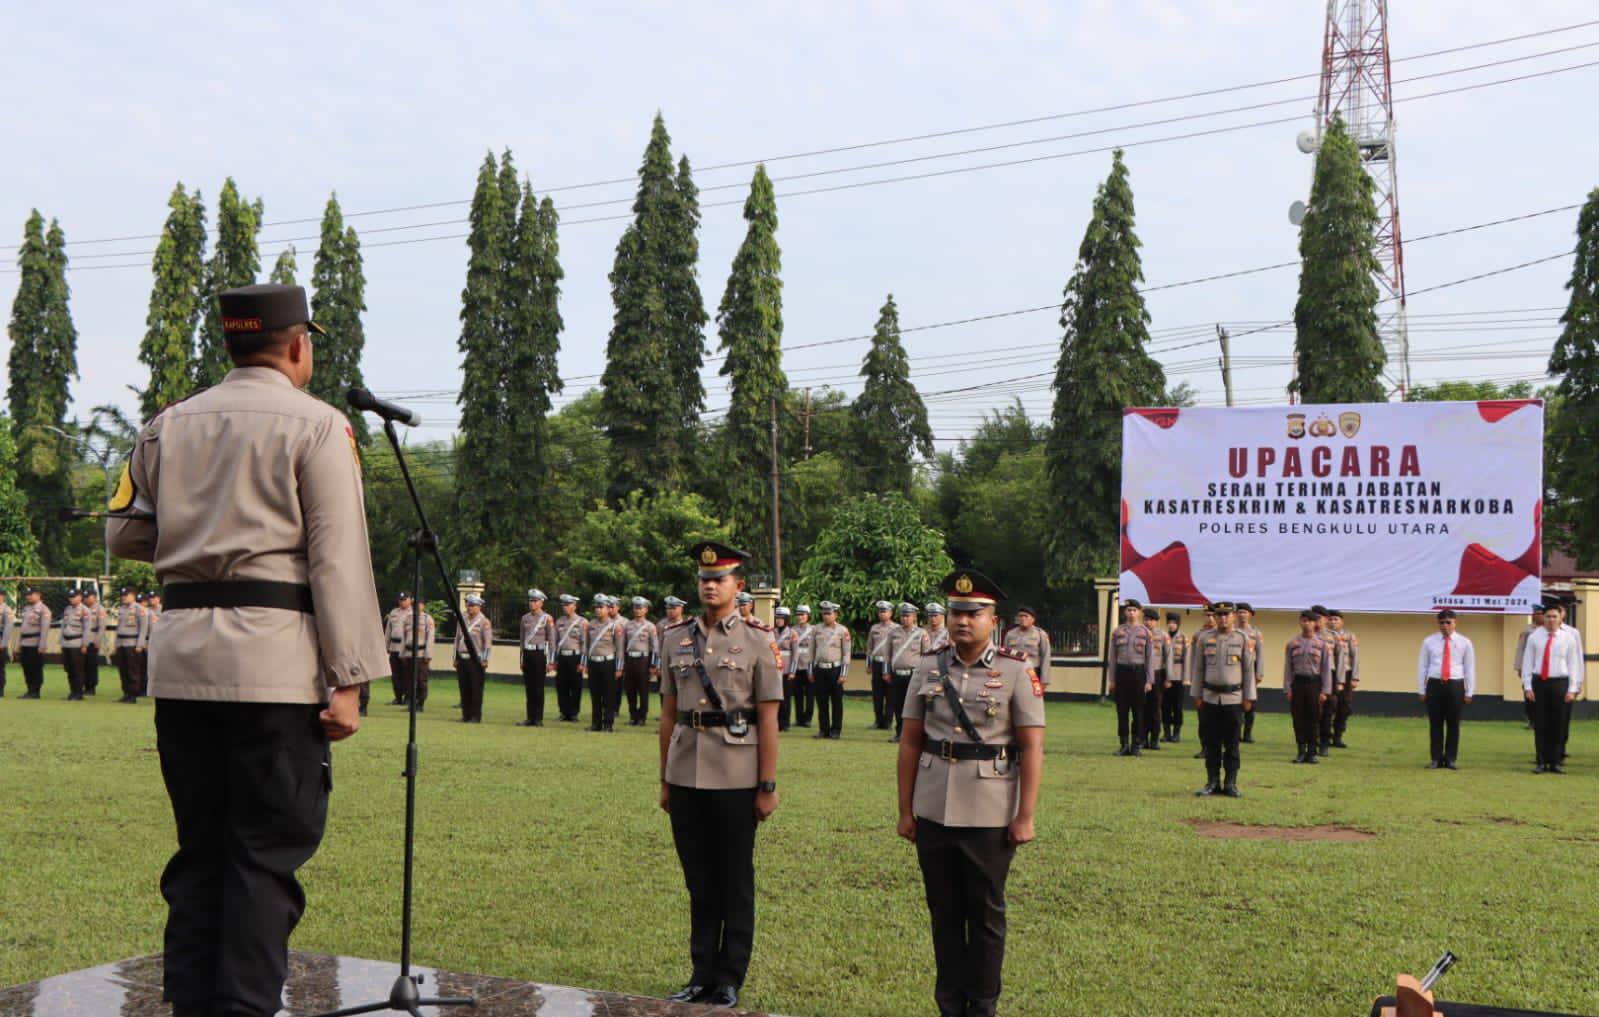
1191, 602, 1256, 797
586, 594, 624, 731
1003, 606, 1051, 690
623, 595, 659, 726
899, 568, 1045, 1017
553, 594, 589, 723
517, 589, 556, 727
16, 587, 50, 698
454, 593, 493, 723
1161, 612, 1189, 742
1139, 606, 1169, 751
923, 602, 949, 654
1327, 609, 1360, 748
658, 541, 782, 1010
106, 283, 386, 1017
399, 597, 436, 710
808, 601, 852, 739
1105, 600, 1155, 755
132, 591, 152, 695
773, 606, 799, 731
789, 604, 815, 728
113, 588, 143, 703
60, 587, 90, 700
0, 589, 14, 697
83, 587, 106, 695
1284, 610, 1333, 764
1236, 603, 1264, 744
887, 602, 925, 742
867, 600, 896, 730
384, 593, 412, 705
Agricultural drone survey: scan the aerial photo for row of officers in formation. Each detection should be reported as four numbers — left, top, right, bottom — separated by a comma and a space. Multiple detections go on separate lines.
377, 588, 1055, 738
0, 586, 162, 702
1107, 598, 1585, 796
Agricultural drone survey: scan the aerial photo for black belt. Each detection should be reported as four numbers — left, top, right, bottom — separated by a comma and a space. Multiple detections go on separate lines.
1292, 673, 1321, 683
1204, 682, 1242, 694
162, 581, 314, 614
677, 709, 753, 729
924, 739, 1015, 761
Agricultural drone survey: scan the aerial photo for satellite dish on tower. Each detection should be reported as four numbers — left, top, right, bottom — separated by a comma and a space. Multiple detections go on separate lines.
1296, 128, 1320, 154
1288, 200, 1307, 226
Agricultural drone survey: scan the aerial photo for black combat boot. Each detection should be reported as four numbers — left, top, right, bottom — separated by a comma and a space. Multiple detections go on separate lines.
1292, 744, 1306, 763
1317, 740, 1330, 757
1222, 775, 1241, 797
1195, 773, 1220, 796
1116, 739, 1130, 756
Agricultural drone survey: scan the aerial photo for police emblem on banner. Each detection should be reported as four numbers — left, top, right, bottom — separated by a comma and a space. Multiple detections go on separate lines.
1287, 412, 1306, 439
1338, 411, 1361, 438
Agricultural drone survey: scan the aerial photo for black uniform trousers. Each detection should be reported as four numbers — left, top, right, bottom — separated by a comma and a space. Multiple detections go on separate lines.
456, 654, 486, 722
1290, 675, 1322, 747
116, 646, 140, 698
778, 672, 795, 731
135, 648, 149, 695
1200, 701, 1244, 779
891, 668, 914, 736
154, 699, 329, 1017
793, 668, 813, 726
1141, 670, 1165, 745
622, 654, 651, 724
0, 647, 9, 695
1242, 695, 1258, 740
522, 649, 548, 724
61, 647, 86, 696
1316, 685, 1337, 747
387, 652, 406, 702
85, 646, 101, 693
1161, 678, 1185, 737
1532, 677, 1570, 766
1333, 674, 1355, 737
401, 656, 430, 706
588, 658, 617, 730
1425, 678, 1464, 764
555, 651, 582, 720
1113, 664, 1147, 745
915, 819, 1015, 1017
667, 784, 759, 990
813, 663, 844, 736
870, 660, 890, 728
21, 645, 45, 695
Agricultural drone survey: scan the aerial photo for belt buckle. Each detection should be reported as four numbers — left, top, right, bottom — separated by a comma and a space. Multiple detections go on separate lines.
940, 740, 955, 761
691, 710, 705, 730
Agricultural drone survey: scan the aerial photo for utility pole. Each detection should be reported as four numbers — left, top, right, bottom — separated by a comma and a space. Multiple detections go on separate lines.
770, 395, 783, 592
801, 387, 813, 459
1216, 325, 1234, 407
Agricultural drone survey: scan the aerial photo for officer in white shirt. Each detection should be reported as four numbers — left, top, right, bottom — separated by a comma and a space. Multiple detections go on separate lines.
1521, 604, 1585, 774
1416, 609, 1474, 770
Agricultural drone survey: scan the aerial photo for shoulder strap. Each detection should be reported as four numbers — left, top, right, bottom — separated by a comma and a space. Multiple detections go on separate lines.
937, 650, 983, 744
688, 624, 726, 711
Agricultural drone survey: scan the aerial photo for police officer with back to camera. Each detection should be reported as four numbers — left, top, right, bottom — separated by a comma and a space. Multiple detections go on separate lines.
519, 589, 556, 727
1192, 601, 1256, 797
898, 568, 1045, 1017
384, 592, 412, 704
658, 541, 782, 1009
106, 283, 387, 1017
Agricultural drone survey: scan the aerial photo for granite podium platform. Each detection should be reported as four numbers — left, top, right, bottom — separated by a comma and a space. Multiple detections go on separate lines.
0, 953, 782, 1017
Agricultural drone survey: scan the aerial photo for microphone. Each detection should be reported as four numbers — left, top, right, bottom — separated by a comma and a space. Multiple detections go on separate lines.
347, 387, 422, 428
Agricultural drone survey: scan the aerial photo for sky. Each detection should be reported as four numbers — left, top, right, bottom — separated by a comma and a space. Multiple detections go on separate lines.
2, 0, 1596, 449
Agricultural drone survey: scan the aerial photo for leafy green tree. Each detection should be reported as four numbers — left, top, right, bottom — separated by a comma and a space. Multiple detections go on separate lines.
780, 451, 848, 574
715, 164, 787, 563
307, 193, 370, 443
786, 492, 952, 634
138, 183, 207, 420
0, 421, 43, 579
1292, 115, 1386, 403
456, 153, 513, 548
557, 490, 734, 604
194, 178, 264, 388
1045, 149, 1164, 582
846, 295, 933, 495
536, 390, 611, 574
269, 245, 298, 285
1548, 188, 1599, 567
360, 438, 458, 604
1405, 379, 1535, 402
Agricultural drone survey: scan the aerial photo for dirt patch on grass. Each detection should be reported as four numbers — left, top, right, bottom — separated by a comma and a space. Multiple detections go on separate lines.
1187, 820, 1376, 842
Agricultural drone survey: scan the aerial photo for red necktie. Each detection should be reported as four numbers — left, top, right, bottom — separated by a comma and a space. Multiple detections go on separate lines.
1541, 633, 1554, 681
1441, 638, 1451, 681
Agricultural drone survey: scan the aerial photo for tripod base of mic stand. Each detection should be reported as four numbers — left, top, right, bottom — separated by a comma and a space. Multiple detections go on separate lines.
310, 970, 474, 1017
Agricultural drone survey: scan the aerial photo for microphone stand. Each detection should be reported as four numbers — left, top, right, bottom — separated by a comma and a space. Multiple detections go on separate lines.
312, 418, 475, 1017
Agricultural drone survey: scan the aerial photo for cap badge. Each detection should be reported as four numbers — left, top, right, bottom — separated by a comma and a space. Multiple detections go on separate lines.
701, 547, 717, 565
954, 575, 974, 594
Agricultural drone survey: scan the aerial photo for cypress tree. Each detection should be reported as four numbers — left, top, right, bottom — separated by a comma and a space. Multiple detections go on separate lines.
138, 183, 207, 420
847, 295, 932, 495
1292, 115, 1386, 403
666, 153, 709, 451
456, 153, 512, 544
194, 178, 264, 388
1548, 188, 1599, 567
308, 194, 370, 443
269, 245, 298, 285
715, 164, 786, 561
1045, 149, 1164, 581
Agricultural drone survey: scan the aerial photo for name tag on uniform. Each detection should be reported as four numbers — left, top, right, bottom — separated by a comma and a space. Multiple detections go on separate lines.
984, 679, 1003, 688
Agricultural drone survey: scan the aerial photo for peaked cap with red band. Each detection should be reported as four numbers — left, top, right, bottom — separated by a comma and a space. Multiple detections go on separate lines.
941, 567, 1006, 612
692, 540, 750, 579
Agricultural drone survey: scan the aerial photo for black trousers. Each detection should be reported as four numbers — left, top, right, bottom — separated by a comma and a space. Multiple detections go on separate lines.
1290, 677, 1321, 747
588, 659, 617, 730
63, 647, 87, 695
1533, 678, 1570, 766
891, 669, 914, 735
668, 785, 759, 989
916, 820, 1015, 1017
1242, 698, 1257, 739
814, 664, 844, 736
1113, 665, 1146, 745
870, 660, 891, 728
779, 674, 795, 730
21, 646, 45, 694
555, 652, 582, 720
1161, 679, 1185, 735
1200, 702, 1243, 778
116, 646, 140, 697
521, 649, 548, 724
85, 647, 101, 692
155, 699, 329, 1017
1317, 686, 1337, 746
1334, 678, 1355, 736
456, 655, 486, 722
400, 656, 430, 705
0, 647, 8, 695
793, 669, 813, 725
1142, 672, 1165, 743
1425, 678, 1464, 763
623, 655, 651, 724
388, 652, 406, 702
135, 648, 149, 695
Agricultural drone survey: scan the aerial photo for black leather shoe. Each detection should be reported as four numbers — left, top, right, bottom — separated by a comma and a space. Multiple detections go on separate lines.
1115, 744, 1129, 756
705, 984, 738, 1008
1193, 749, 1205, 759
1145, 739, 1161, 751
1533, 763, 1547, 773
1195, 781, 1219, 797
516, 719, 538, 727
814, 732, 830, 739
1222, 781, 1242, 798
1550, 764, 1566, 774
665, 984, 710, 1003
1305, 752, 1319, 765
1292, 746, 1306, 763
1426, 760, 1442, 769
20, 691, 40, 699
1332, 738, 1348, 749
67, 692, 84, 701
1444, 760, 1458, 770
388, 698, 405, 705
1130, 745, 1142, 757
1240, 734, 1254, 744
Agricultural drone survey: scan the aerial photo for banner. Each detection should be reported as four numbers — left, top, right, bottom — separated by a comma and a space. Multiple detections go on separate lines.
1119, 400, 1543, 614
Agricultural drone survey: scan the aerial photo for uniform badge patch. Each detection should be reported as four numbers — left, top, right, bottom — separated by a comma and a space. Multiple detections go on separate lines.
108, 463, 136, 512
770, 642, 782, 667
984, 679, 1004, 688
346, 426, 361, 473
1028, 671, 1044, 697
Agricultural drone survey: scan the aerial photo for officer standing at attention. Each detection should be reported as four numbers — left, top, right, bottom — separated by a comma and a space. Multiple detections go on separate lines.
1284, 610, 1332, 764
898, 568, 1045, 1017
1521, 603, 1584, 774
808, 602, 852, 739
1188, 606, 1217, 759
384, 593, 412, 705
1326, 609, 1359, 748
17, 587, 50, 698
773, 606, 798, 731
1139, 607, 1168, 751
400, 597, 435, 710
132, 591, 152, 695
1192, 602, 1256, 797
923, 603, 949, 653
1417, 609, 1474, 770
789, 605, 815, 728
60, 586, 90, 700
887, 602, 925, 742
113, 588, 142, 702
623, 595, 659, 726
1105, 600, 1154, 756
867, 600, 896, 730
1308, 605, 1341, 757
105, 282, 386, 1017
1513, 605, 1543, 731
454, 593, 492, 723
586, 594, 624, 731
1161, 612, 1188, 743
519, 589, 556, 727
83, 587, 106, 695
1003, 605, 1051, 690
1235, 603, 1264, 745
0, 588, 14, 697
658, 541, 782, 1009
553, 594, 588, 722
735, 590, 756, 623
657, 595, 685, 702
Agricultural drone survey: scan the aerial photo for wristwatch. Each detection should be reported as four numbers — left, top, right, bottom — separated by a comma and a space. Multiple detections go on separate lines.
757, 780, 777, 793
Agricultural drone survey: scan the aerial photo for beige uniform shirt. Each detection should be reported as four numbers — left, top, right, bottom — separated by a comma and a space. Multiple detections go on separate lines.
1004, 625, 1051, 687
555, 614, 588, 659
807, 622, 851, 674
586, 617, 624, 660
1513, 623, 1537, 676
662, 614, 783, 790
1283, 635, 1334, 695
886, 624, 925, 676
0, 603, 15, 651
86, 603, 106, 652
774, 625, 799, 674
1191, 629, 1257, 706
1167, 632, 1190, 686
522, 610, 556, 653
114, 603, 141, 648
1107, 623, 1156, 686
385, 607, 409, 655
60, 603, 89, 649
789, 622, 813, 671
867, 620, 896, 664
923, 625, 950, 654
106, 366, 389, 703
1184, 624, 1215, 685
400, 610, 435, 659
454, 613, 492, 662
18, 603, 50, 648
904, 645, 1046, 827
1242, 623, 1265, 682
623, 617, 658, 661
140, 604, 162, 650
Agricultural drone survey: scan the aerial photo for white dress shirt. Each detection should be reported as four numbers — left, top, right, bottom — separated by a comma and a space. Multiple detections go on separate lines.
1417, 632, 1475, 697
1521, 627, 1585, 694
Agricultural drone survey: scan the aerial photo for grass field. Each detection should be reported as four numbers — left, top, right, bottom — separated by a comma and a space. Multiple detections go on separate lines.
1, 666, 1596, 1017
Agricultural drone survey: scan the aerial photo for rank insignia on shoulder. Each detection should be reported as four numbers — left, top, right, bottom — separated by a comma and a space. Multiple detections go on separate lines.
770, 642, 782, 666
996, 647, 1027, 661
